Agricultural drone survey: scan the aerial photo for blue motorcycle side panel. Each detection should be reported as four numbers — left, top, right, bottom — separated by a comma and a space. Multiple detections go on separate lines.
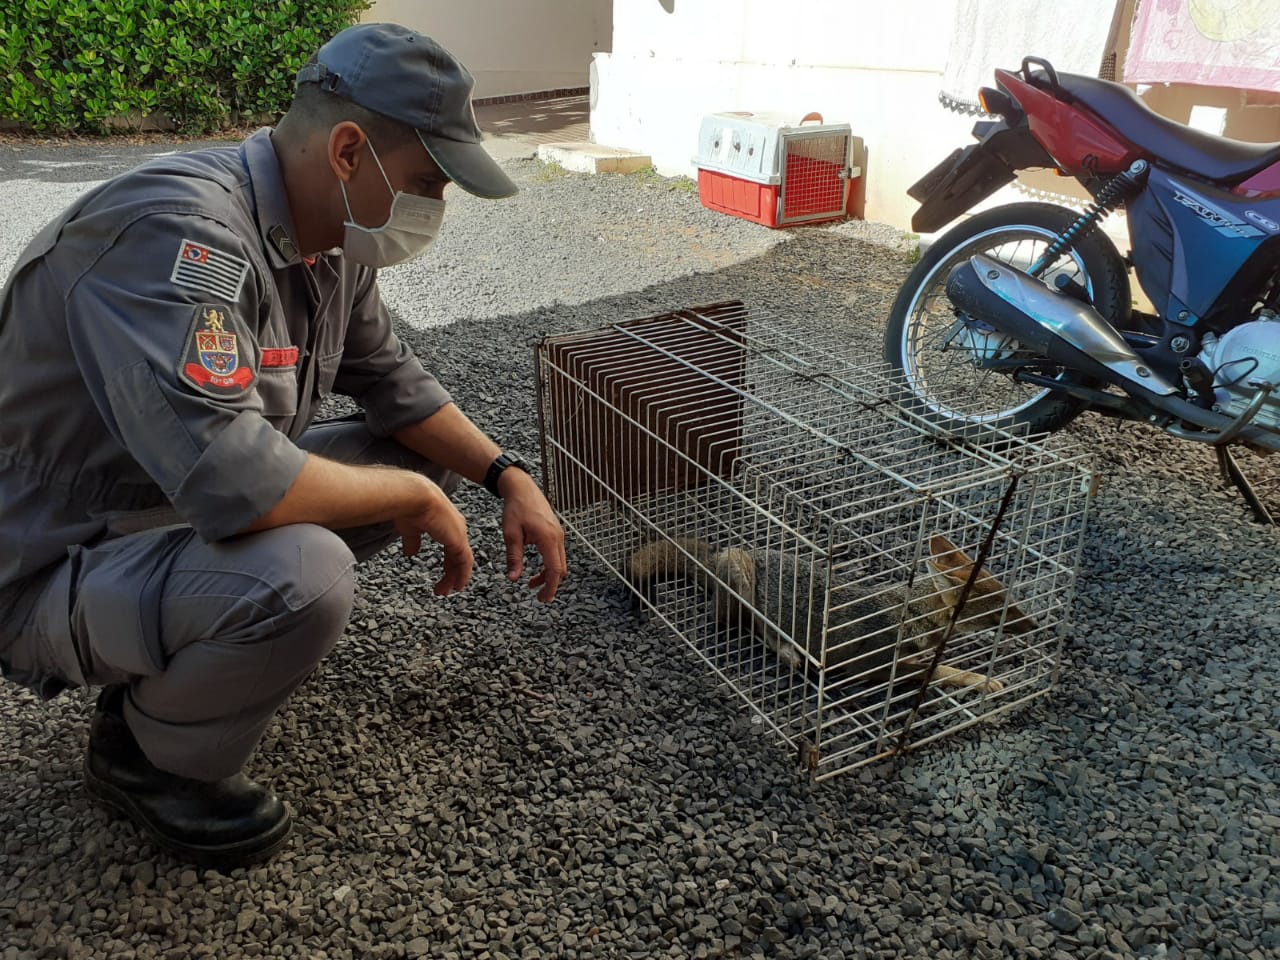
1129, 169, 1280, 325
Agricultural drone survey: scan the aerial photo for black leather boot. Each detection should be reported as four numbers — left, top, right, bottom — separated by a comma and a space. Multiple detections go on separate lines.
84, 686, 292, 867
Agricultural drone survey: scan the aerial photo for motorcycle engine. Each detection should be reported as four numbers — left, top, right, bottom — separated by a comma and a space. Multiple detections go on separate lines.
1197, 311, 1280, 430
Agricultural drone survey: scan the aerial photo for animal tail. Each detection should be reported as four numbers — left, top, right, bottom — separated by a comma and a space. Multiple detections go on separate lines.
628, 537, 717, 602
629, 537, 764, 641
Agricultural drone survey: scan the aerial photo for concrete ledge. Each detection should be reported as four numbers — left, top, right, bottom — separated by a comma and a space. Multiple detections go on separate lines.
536, 142, 652, 174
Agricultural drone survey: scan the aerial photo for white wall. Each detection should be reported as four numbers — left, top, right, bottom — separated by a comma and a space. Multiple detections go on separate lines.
607, 0, 951, 70
364, 0, 612, 98
592, 0, 1280, 230
591, 0, 971, 226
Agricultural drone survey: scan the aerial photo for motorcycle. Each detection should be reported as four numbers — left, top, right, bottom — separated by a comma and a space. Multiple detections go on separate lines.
884, 57, 1280, 522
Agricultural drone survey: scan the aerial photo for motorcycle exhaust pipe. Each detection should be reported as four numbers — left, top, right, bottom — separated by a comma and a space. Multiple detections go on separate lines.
946, 254, 1177, 394
945, 255, 1280, 452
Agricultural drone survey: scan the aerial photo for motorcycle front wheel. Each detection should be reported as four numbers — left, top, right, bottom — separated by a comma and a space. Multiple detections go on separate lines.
884, 202, 1130, 437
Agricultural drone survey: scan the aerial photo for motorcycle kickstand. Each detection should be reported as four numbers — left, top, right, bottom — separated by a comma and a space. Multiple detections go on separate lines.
1214, 445, 1275, 525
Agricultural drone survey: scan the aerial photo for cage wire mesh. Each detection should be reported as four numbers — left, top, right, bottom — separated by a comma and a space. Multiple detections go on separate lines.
536, 301, 1096, 779
780, 132, 850, 224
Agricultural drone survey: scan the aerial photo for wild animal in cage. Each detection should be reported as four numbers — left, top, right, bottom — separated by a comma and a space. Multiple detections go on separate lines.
536, 302, 1095, 779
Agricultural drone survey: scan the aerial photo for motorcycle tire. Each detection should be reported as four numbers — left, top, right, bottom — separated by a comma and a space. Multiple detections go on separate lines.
884, 202, 1130, 438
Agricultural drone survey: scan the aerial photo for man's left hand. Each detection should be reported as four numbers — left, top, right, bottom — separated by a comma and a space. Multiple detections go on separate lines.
499, 468, 567, 603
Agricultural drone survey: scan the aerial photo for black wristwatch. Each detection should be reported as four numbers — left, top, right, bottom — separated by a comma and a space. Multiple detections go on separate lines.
483, 451, 532, 497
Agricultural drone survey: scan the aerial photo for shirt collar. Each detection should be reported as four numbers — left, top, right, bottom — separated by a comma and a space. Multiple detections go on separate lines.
242, 127, 304, 269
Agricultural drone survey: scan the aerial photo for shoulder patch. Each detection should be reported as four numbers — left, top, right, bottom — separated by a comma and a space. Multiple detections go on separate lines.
178, 305, 256, 398
170, 238, 250, 302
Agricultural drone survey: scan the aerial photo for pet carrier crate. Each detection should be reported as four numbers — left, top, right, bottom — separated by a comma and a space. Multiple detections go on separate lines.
535, 302, 1097, 780
695, 111, 862, 228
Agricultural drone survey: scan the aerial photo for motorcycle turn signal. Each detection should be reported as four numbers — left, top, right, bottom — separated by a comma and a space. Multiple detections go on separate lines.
977, 86, 1016, 118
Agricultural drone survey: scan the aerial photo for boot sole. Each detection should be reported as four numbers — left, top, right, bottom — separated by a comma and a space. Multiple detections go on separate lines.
84, 761, 293, 869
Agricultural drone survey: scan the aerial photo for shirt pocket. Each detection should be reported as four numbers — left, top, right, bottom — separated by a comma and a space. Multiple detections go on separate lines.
256, 365, 299, 419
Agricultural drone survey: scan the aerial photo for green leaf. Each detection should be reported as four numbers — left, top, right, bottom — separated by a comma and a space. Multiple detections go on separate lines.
3, 0, 371, 132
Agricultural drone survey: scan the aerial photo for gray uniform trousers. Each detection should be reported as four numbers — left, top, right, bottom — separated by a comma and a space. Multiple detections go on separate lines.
6, 415, 457, 781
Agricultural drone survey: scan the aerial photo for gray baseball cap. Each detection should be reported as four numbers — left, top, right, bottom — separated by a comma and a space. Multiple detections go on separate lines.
297, 22, 517, 199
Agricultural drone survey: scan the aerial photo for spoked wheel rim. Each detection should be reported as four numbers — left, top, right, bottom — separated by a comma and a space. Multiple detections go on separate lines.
899, 225, 1095, 426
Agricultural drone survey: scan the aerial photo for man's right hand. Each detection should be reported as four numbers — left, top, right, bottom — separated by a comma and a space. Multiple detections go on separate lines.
244, 455, 474, 596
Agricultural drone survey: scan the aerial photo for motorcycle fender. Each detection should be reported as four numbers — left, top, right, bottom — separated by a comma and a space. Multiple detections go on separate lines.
910, 123, 1054, 234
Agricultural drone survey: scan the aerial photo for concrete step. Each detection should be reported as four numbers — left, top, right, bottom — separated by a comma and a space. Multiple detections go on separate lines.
535, 142, 652, 175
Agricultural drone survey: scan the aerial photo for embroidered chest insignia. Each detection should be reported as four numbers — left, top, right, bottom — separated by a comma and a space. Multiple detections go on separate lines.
179, 306, 256, 397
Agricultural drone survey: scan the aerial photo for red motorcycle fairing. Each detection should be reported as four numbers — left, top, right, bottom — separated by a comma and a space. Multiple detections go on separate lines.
1049, 73, 1280, 183
995, 70, 1143, 177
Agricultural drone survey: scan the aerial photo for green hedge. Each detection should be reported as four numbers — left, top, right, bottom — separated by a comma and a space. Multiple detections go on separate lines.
0, 0, 370, 133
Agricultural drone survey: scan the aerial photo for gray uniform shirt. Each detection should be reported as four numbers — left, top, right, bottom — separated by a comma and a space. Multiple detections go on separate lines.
0, 128, 451, 613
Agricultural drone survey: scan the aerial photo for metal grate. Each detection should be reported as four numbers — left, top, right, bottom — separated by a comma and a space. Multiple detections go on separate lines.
536, 302, 1096, 779
779, 133, 849, 224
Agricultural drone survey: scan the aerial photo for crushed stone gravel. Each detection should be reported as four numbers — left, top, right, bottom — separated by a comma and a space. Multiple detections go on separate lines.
1, 146, 1277, 960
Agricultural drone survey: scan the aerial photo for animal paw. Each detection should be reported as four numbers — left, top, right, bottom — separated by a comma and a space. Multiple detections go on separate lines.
972, 676, 1003, 695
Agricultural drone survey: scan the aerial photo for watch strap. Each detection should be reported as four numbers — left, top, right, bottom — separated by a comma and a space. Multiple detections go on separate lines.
484, 452, 530, 497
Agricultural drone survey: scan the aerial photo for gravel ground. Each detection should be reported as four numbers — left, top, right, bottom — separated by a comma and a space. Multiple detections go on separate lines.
1, 142, 1278, 960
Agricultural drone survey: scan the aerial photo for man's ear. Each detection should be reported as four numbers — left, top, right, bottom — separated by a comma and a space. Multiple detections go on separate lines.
328, 121, 366, 183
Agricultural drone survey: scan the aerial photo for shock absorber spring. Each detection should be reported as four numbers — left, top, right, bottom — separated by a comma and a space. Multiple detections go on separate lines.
1029, 159, 1149, 278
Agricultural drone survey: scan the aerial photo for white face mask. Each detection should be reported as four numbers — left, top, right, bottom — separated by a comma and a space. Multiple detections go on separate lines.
340, 138, 445, 268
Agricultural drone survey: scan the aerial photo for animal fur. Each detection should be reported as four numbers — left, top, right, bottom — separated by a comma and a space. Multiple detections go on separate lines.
629, 534, 1038, 694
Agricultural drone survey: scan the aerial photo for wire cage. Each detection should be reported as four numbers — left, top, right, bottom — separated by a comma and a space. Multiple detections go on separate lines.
535, 302, 1097, 779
